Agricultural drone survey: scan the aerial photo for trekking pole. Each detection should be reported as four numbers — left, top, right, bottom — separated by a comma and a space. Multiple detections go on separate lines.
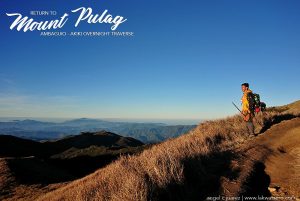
232, 102, 244, 116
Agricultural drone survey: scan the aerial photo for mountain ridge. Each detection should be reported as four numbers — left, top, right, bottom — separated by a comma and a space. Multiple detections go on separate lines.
0, 130, 144, 158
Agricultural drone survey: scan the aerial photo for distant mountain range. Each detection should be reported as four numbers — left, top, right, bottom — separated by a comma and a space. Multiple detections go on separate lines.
0, 131, 147, 178
0, 118, 197, 143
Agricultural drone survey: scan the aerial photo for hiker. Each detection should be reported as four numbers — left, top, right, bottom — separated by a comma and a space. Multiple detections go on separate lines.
241, 83, 255, 136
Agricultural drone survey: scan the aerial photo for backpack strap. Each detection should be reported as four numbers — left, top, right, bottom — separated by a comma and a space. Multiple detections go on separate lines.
246, 92, 255, 114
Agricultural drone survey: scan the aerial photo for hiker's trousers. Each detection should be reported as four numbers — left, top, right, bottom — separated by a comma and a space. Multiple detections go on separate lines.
246, 121, 255, 136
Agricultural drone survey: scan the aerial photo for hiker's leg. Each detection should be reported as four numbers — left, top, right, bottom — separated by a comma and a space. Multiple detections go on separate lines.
246, 121, 255, 136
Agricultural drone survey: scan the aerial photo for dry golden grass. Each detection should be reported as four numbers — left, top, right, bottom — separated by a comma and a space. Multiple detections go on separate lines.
0, 158, 15, 197
37, 107, 296, 201
30, 101, 300, 201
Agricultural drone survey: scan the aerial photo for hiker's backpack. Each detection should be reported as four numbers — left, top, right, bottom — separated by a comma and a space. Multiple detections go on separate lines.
252, 93, 261, 107
260, 102, 267, 111
247, 92, 260, 114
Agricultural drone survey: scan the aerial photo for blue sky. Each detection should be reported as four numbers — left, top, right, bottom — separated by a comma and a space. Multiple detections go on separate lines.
0, 0, 299, 120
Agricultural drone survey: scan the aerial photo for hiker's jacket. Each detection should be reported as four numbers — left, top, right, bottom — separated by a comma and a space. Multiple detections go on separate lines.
241, 89, 253, 115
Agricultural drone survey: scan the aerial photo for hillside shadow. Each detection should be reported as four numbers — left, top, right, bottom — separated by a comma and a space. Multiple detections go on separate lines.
151, 134, 241, 201
150, 132, 274, 201
7, 153, 143, 185
239, 162, 271, 197
259, 113, 298, 134
152, 149, 240, 201
48, 154, 119, 178
7, 157, 75, 185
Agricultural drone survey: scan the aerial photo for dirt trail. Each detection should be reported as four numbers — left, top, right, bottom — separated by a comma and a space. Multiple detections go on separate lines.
221, 117, 300, 199
258, 117, 300, 198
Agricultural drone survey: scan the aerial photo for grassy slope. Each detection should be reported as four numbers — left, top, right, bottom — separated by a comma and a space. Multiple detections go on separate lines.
36, 100, 300, 201
0, 157, 70, 201
0, 131, 148, 201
